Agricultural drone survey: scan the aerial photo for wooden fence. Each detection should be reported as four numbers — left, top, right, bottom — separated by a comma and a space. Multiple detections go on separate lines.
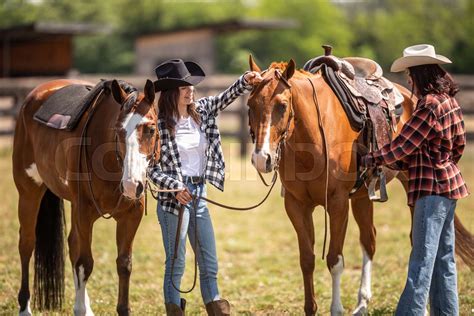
0, 74, 473, 155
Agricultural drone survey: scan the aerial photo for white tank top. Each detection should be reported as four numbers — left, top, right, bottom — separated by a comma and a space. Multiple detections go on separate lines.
175, 116, 208, 176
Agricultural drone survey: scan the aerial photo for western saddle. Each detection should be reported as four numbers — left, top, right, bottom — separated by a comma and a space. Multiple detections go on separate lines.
304, 45, 405, 202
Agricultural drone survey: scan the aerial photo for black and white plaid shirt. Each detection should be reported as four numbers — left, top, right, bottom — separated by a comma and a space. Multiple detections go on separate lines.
148, 74, 253, 215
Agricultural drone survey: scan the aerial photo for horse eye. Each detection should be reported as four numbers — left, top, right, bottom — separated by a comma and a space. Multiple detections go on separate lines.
276, 103, 287, 114
144, 126, 155, 135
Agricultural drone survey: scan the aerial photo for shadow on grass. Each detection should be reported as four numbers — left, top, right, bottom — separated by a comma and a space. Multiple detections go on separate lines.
371, 306, 396, 315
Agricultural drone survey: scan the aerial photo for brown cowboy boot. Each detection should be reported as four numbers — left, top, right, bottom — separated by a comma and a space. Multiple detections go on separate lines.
205, 299, 230, 316
165, 299, 186, 316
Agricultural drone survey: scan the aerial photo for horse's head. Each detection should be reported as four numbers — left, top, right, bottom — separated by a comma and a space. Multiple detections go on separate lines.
247, 56, 296, 173
110, 79, 159, 200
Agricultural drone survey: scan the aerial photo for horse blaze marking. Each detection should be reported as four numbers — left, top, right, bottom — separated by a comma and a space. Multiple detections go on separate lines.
121, 113, 149, 182
262, 118, 271, 154
252, 117, 272, 171
25, 163, 43, 185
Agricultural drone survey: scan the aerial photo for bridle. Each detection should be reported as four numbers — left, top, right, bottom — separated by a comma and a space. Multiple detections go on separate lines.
113, 94, 160, 216
79, 87, 159, 220
249, 68, 295, 179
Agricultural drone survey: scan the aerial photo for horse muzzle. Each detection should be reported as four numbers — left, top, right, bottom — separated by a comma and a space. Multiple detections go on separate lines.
121, 180, 144, 199
251, 149, 274, 173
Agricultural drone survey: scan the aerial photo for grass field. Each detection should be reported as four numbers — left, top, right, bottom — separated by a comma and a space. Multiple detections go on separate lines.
0, 141, 473, 315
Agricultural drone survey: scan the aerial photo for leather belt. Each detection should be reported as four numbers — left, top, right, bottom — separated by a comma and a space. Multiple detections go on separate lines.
183, 176, 204, 184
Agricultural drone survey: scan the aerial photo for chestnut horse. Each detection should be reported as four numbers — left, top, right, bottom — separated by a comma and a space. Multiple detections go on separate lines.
13, 79, 158, 315
247, 57, 473, 315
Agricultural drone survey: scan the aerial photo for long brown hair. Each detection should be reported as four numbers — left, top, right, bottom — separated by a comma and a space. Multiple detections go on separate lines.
158, 87, 201, 136
408, 64, 459, 97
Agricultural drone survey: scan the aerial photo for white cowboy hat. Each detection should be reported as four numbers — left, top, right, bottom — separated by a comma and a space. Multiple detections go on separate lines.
390, 44, 452, 72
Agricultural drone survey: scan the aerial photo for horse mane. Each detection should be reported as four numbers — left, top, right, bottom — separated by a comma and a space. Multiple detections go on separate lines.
268, 62, 312, 77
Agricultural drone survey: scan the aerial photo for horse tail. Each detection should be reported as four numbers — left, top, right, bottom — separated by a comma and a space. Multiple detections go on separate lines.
33, 189, 66, 311
454, 213, 474, 270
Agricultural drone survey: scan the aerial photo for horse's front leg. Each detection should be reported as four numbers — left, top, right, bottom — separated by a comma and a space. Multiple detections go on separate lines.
69, 203, 98, 316
351, 196, 376, 315
326, 194, 350, 316
115, 203, 144, 316
284, 192, 317, 316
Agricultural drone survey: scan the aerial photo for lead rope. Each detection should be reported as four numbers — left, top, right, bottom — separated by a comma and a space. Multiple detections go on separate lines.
169, 185, 202, 293
146, 171, 278, 294
308, 78, 329, 260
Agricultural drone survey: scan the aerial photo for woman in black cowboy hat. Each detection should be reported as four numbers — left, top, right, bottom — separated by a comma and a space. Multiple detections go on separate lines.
148, 59, 262, 315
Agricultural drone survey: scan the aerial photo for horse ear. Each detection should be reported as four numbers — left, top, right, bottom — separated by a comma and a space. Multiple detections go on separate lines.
283, 59, 296, 80
249, 54, 261, 72
111, 80, 126, 104
144, 79, 155, 104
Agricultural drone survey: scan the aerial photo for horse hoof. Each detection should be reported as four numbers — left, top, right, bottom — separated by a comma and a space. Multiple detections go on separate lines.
73, 308, 95, 316
352, 304, 368, 316
330, 306, 345, 316
19, 307, 32, 316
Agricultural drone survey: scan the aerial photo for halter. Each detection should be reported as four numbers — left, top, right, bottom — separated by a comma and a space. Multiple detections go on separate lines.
273, 69, 294, 171
249, 68, 295, 174
113, 94, 160, 216
80, 88, 158, 219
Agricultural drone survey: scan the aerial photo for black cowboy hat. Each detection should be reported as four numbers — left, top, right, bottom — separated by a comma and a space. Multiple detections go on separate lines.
153, 59, 206, 92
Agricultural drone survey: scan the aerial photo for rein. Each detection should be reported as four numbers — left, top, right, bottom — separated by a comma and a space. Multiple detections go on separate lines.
307, 78, 330, 260
78, 88, 125, 220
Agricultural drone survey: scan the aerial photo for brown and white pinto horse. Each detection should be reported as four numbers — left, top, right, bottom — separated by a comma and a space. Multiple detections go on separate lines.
247, 57, 473, 315
13, 79, 158, 315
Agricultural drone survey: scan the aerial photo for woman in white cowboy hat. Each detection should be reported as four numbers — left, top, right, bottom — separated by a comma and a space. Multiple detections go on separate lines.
362, 44, 468, 315
148, 59, 262, 315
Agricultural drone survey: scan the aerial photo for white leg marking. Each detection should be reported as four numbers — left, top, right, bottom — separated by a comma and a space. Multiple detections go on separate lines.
73, 265, 94, 316
352, 246, 372, 315
19, 300, 32, 316
251, 117, 272, 172
121, 113, 149, 198
330, 255, 345, 315
25, 163, 43, 185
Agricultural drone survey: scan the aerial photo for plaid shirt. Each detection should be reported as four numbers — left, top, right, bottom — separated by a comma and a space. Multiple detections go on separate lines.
363, 93, 469, 206
148, 74, 253, 214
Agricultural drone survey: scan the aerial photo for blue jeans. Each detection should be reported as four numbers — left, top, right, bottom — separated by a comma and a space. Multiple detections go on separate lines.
395, 195, 459, 316
157, 181, 220, 306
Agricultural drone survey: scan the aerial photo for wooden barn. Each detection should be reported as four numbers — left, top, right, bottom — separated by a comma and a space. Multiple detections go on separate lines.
0, 22, 103, 77
134, 19, 297, 76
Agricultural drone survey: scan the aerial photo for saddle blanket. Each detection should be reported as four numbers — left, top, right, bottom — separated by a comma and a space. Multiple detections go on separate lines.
33, 81, 104, 130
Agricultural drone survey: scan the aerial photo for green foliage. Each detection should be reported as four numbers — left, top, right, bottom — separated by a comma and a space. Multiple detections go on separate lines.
349, 0, 473, 73
217, 0, 353, 72
0, 0, 472, 73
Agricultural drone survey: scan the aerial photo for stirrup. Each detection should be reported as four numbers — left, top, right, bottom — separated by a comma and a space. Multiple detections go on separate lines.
349, 168, 369, 196
368, 168, 388, 202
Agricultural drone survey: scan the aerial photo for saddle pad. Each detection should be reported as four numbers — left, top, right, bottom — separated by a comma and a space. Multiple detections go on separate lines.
33, 82, 104, 130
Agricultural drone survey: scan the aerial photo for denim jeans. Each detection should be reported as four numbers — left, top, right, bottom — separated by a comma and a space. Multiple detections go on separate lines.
395, 195, 459, 316
157, 180, 220, 306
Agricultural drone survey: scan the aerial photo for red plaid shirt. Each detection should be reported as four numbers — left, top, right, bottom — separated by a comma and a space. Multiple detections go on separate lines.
363, 93, 469, 206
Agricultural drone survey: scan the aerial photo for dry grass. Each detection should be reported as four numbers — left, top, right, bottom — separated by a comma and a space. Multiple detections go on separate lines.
0, 142, 472, 315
